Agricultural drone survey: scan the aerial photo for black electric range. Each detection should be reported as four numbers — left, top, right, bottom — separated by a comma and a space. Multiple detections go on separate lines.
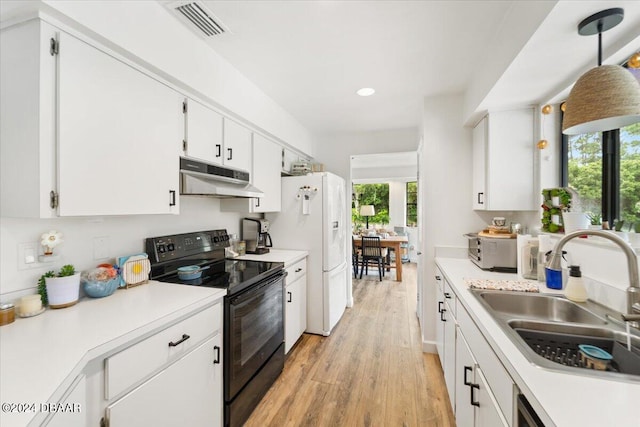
145, 229, 287, 427
146, 229, 283, 295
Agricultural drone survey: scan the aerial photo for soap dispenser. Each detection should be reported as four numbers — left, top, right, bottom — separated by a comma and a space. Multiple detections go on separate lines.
565, 265, 588, 302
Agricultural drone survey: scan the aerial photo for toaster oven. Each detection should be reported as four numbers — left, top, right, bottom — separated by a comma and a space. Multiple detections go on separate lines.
464, 233, 517, 272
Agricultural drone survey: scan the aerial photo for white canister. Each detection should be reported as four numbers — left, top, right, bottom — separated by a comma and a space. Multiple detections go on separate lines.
19, 294, 42, 314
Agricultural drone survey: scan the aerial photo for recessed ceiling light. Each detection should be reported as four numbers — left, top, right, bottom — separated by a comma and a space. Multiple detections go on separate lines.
356, 88, 375, 97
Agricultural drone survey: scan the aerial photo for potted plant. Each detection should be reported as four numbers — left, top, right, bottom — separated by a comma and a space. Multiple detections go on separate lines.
38, 264, 81, 309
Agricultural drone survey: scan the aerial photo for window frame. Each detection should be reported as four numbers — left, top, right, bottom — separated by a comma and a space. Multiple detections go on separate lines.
405, 181, 417, 227
561, 116, 620, 225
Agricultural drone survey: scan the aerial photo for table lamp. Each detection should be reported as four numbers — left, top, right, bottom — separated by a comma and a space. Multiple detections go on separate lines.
359, 205, 375, 229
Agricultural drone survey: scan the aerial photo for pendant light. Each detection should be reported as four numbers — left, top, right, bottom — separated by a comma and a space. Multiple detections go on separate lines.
562, 8, 640, 135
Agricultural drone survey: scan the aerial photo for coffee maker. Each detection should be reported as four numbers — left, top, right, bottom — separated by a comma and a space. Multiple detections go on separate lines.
242, 218, 273, 254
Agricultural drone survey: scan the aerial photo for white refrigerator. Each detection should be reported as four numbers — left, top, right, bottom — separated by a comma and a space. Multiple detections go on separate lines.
266, 172, 347, 336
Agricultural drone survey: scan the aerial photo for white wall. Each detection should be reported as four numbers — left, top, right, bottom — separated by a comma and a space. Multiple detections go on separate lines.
0, 198, 253, 301
33, 0, 314, 157
314, 128, 419, 180
420, 94, 488, 351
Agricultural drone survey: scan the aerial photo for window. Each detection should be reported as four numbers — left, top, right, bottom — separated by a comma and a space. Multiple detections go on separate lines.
406, 181, 417, 227
562, 123, 640, 227
352, 183, 389, 228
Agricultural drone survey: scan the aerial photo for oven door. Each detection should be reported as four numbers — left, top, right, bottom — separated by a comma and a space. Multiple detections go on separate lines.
225, 271, 285, 400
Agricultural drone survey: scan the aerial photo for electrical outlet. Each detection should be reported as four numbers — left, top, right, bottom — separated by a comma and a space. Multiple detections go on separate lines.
18, 242, 38, 270
93, 236, 111, 260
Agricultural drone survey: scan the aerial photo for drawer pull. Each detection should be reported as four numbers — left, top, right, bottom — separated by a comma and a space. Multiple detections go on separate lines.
438, 301, 443, 313
295, 268, 303, 273
168, 333, 190, 347
440, 308, 447, 322
287, 291, 292, 303
213, 345, 221, 364
463, 366, 472, 386
444, 292, 452, 299
470, 383, 480, 407
435, 275, 441, 281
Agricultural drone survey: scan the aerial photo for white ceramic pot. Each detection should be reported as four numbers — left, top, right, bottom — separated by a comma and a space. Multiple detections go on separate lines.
46, 273, 81, 308
562, 212, 590, 234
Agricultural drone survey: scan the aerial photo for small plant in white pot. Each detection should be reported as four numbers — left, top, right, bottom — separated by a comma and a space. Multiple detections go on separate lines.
38, 264, 81, 309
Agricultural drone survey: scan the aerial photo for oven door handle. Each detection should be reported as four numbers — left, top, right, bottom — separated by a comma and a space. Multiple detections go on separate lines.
230, 271, 286, 304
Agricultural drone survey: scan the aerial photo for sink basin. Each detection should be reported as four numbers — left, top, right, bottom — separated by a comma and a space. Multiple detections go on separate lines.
477, 292, 607, 325
470, 290, 640, 381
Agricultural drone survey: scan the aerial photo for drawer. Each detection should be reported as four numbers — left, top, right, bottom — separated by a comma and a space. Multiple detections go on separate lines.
105, 302, 221, 400
443, 279, 457, 317
285, 258, 306, 284
456, 300, 514, 425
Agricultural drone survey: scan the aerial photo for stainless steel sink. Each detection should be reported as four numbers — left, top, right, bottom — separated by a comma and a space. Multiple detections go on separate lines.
470, 290, 640, 382
477, 292, 607, 325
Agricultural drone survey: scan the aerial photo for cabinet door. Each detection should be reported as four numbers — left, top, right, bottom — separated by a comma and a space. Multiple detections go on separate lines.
442, 300, 457, 406
475, 367, 509, 427
45, 375, 86, 427
252, 134, 282, 212
57, 31, 182, 216
185, 98, 223, 165
486, 109, 535, 211
472, 117, 486, 210
223, 118, 251, 171
455, 331, 476, 427
285, 275, 307, 354
107, 335, 222, 427
435, 273, 445, 364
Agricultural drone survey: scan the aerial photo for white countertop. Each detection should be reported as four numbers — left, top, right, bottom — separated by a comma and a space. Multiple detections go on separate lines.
435, 257, 640, 427
235, 249, 308, 266
0, 281, 226, 426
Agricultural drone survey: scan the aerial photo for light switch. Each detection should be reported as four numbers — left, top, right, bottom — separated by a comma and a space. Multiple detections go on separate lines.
18, 242, 38, 270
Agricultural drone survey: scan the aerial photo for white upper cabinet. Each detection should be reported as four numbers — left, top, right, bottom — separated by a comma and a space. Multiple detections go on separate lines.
1, 19, 182, 217
57, 32, 182, 216
183, 98, 224, 165
221, 133, 282, 213
472, 108, 536, 211
223, 118, 252, 172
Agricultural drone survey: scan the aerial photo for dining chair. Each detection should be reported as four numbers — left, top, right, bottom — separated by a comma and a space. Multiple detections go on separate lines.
359, 236, 388, 281
352, 236, 361, 278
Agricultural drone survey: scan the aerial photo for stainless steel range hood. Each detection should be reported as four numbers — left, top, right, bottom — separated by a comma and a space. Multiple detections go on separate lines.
180, 157, 264, 198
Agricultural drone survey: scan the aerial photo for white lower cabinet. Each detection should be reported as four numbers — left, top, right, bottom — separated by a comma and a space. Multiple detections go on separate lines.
456, 330, 509, 427
437, 272, 515, 426
284, 258, 307, 353
106, 335, 222, 426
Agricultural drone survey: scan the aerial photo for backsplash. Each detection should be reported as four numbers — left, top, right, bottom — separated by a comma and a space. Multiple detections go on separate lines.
0, 197, 254, 300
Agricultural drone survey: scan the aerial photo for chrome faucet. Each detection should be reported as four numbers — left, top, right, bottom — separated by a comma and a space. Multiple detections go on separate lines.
546, 230, 640, 328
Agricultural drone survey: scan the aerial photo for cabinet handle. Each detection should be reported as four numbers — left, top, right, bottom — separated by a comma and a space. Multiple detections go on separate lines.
216, 144, 221, 157
470, 383, 480, 407
435, 275, 441, 281
440, 308, 447, 322
255, 198, 260, 208
287, 291, 292, 303
295, 268, 303, 273
477, 192, 484, 205
169, 190, 176, 206
438, 301, 443, 314
444, 292, 451, 299
227, 148, 233, 161
463, 366, 472, 386
168, 333, 190, 347
213, 345, 221, 364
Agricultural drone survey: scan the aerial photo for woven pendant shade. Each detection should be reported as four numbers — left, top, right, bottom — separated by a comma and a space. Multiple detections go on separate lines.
562, 64, 640, 135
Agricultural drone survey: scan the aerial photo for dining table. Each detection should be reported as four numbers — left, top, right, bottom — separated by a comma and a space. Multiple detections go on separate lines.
352, 235, 409, 281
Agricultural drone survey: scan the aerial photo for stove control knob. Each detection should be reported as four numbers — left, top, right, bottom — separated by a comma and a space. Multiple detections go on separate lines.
158, 244, 166, 253
167, 243, 175, 251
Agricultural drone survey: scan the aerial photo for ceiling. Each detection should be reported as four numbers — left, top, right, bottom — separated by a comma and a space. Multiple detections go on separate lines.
164, 1, 639, 135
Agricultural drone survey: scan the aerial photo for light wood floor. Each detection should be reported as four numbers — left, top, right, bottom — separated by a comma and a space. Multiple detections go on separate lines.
245, 263, 455, 427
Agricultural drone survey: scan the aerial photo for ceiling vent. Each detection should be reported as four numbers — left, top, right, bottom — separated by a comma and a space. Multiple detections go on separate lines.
168, 1, 228, 38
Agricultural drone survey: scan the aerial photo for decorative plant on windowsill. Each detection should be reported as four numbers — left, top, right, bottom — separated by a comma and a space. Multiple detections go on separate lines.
37, 264, 81, 309
541, 188, 572, 233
